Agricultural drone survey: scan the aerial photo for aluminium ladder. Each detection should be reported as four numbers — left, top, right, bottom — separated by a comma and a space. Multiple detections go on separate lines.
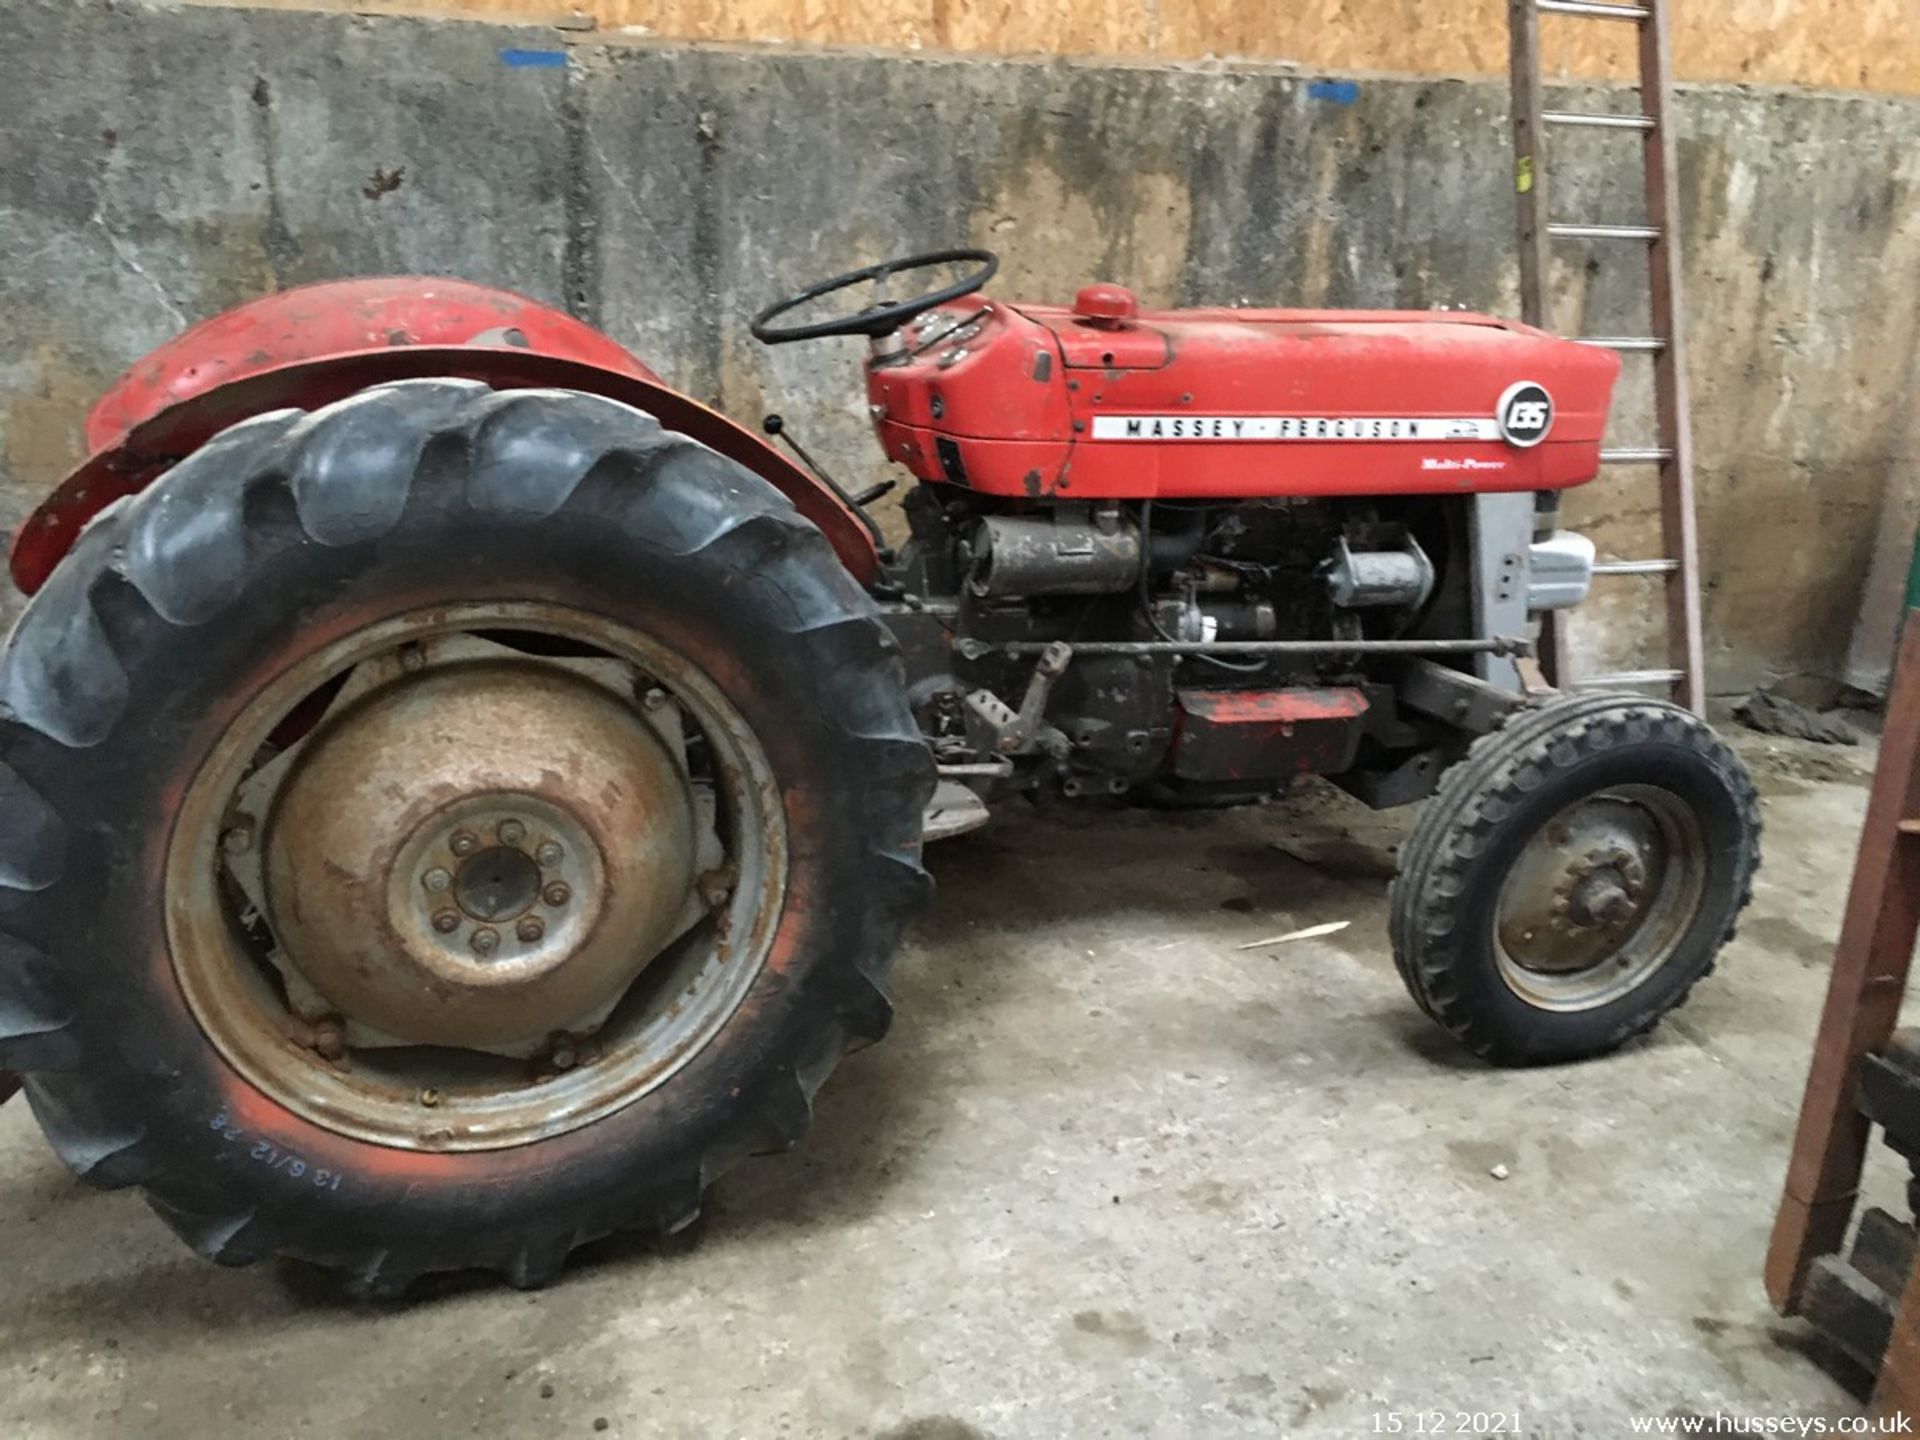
1508, 0, 1706, 715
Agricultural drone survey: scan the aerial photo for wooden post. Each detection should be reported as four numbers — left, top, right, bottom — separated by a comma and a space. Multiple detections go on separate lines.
1767, 614, 1920, 1311
1508, 0, 1551, 331
1875, 1254, 1920, 1420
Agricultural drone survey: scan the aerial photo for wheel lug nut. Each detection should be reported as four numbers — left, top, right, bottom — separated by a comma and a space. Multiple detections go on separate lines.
422, 867, 452, 893
419, 1087, 441, 1108
471, 927, 500, 956
498, 818, 527, 846
642, 687, 669, 711
450, 830, 478, 857
517, 916, 546, 943
221, 822, 255, 855
432, 909, 462, 934
313, 1020, 346, 1061
543, 882, 571, 908
399, 642, 427, 673
551, 1042, 578, 1071
535, 841, 563, 867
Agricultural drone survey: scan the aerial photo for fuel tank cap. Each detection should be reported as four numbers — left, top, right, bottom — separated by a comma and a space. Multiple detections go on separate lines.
1074, 283, 1139, 327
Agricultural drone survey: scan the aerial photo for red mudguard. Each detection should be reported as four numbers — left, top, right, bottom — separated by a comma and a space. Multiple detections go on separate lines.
8, 278, 881, 596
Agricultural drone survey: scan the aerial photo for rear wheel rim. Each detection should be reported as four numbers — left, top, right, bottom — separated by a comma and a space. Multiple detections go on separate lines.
1492, 784, 1708, 1013
166, 601, 787, 1152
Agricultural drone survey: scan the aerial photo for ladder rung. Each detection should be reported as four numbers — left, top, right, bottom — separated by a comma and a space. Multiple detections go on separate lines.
1570, 669, 1686, 689
1536, 0, 1651, 18
1577, 336, 1667, 353
1593, 558, 1681, 576
1543, 110, 1658, 132
1549, 222, 1662, 241
1600, 447, 1675, 464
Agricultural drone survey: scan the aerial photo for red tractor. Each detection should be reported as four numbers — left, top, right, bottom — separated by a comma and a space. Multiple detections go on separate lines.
0, 254, 1758, 1293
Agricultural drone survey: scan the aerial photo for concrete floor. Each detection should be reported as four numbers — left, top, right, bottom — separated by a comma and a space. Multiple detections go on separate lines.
0, 724, 1897, 1437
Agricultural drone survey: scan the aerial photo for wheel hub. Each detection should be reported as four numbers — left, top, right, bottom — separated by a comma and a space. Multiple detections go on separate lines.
264, 659, 698, 1050
170, 606, 787, 1152
1550, 844, 1651, 935
1567, 872, 1634, 928
453, 845, 542, 923
1493, 786, 1708, 1010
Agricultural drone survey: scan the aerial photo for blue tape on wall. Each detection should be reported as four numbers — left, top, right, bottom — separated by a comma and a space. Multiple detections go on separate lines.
1307, 79, 1360, 104
501, 48, 568, 68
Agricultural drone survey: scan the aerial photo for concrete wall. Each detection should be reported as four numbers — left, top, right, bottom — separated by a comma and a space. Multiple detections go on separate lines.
3, 0, 1918, 696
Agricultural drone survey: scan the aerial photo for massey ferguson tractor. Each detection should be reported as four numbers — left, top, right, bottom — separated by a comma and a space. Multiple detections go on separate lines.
0, 252, 1758, 1293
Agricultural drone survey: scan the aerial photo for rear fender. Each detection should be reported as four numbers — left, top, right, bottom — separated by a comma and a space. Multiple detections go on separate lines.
9, 348, 881, 596
81, 276, 665, 454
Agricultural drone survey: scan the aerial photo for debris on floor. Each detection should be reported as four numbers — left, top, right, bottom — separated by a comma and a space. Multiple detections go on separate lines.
1237, 920, 1352, 949
1735, 689, 1859, 746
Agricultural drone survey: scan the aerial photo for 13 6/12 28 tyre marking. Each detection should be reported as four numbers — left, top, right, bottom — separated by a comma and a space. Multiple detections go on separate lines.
210, 1112, 345, 1192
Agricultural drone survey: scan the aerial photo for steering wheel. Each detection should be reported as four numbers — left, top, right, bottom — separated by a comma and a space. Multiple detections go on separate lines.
750, 248, 999, 345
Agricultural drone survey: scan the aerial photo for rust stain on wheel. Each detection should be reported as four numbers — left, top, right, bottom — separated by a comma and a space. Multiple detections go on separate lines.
166, 601, 788, 1153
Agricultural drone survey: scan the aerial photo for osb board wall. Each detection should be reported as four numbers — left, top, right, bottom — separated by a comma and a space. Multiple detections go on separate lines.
237, 0, 1920, 96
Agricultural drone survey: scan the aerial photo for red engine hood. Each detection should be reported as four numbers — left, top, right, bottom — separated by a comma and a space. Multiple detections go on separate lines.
1017, 302, 1590, 405
868, 294, 1620, 500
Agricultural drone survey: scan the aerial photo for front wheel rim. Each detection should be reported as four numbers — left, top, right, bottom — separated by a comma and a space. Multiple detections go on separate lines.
1492, 784, 1709, 1013
166, 601, 787, 1153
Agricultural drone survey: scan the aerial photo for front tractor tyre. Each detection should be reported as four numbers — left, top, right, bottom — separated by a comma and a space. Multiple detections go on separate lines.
0, 380, 934, 1294
1389, 695, 1760, 1065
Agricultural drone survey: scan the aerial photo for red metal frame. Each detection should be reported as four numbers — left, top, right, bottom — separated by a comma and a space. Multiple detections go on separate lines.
10, 279, 881, 596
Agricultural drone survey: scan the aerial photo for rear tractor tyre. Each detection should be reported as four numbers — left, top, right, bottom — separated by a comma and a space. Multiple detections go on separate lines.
1389, 695, 1760, 1065
0, 380, 934, 1294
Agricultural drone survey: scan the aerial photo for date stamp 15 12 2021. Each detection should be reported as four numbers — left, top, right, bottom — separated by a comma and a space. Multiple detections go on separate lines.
1373, 1413, 1521, 1435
